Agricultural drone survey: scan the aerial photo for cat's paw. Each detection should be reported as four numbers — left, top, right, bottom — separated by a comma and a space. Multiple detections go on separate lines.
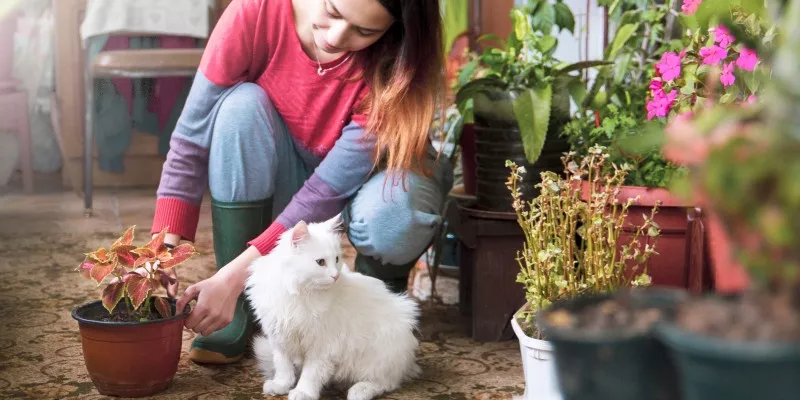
288, 388, 318, 400
262, 379, 293, 396
347, 382, 384, 400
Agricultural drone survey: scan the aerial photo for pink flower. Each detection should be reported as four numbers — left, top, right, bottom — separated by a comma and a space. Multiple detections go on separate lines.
746, 95, 757, 105
721, 62, 735, 87
682, 0, 702, 15
649, 79, 663, 92
646, 89, 678, 120
736, 47, 758, 71
700, 45, 728, 65
713, 26, 735, 48
656, 52, 682, 81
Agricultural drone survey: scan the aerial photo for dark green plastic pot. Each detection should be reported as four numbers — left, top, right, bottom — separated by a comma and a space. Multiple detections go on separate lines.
538, 288, 688, 400
656, 308, 800, 400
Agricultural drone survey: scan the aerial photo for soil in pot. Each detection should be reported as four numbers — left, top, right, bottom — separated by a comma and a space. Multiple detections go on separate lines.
539, 288, 687, 400
72, 298, 188, 398
657, 292, 800, 400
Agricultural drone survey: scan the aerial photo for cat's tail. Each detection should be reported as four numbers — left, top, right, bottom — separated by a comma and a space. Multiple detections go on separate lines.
252, 333, 274, 378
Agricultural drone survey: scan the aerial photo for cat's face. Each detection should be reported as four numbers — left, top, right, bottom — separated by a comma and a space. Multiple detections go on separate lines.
288, 215, 346, 290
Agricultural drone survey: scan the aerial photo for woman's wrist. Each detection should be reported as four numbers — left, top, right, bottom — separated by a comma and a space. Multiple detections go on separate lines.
216, 245, 262, 294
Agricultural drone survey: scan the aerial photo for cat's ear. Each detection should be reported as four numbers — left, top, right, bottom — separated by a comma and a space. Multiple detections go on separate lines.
292, 221, 310, 246
326, 213, 346, 234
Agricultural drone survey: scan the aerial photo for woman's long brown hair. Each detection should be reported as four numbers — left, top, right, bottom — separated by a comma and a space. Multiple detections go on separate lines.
355, 0, 444, 182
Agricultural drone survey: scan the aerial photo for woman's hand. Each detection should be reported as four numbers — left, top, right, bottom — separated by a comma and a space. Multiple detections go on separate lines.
176, 272, 241, 336
176, 245, 262, 336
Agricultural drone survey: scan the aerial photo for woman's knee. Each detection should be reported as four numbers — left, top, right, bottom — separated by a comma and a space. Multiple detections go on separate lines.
346, 172, 445, 266
208, 83, 280, 202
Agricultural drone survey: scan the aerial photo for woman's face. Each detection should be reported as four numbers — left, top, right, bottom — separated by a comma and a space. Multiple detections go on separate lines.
309, 0, 395, 54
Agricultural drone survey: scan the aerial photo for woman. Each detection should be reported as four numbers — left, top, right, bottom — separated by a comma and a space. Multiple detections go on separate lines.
151, 0, 452, 364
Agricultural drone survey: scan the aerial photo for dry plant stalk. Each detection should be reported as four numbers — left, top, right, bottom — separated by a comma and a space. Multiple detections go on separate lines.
507, 145, 660, 338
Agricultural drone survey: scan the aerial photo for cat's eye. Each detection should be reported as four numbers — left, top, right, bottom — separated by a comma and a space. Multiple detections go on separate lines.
316, 259, 326, 267
335, 256, 339, 263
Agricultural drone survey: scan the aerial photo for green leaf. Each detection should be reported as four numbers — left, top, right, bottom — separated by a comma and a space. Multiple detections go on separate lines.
607, 23, 639, 59
455, 77, 504, 108
612, 53, 633, 85
538, 36, 558, 53
512, 8, 530, 41
554, 60, 613, 75
101, 281, 125, 314
553, 2, 576, 33
477, 33, 506, 46
532, 2, 556, 34
568, 79, 588, 107
743, 71, 760, 93
513, 85, 552, 163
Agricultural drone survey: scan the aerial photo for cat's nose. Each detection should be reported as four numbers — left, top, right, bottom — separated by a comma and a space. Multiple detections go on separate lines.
331, 274, 339, 282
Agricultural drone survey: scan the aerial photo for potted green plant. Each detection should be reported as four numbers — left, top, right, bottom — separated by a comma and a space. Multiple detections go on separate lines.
455, 0, 609, 212
506, 145, 666, 400
652, 0, 800, 398
72, 226, 198, 397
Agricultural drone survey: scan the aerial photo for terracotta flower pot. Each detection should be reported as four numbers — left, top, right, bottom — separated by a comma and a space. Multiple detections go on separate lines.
704, 211, 750, 293
580, 183, 694, 289
71, 299, 187, 397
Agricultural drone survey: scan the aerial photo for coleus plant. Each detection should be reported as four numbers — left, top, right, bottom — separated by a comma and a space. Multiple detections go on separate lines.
76, 226, 197, 320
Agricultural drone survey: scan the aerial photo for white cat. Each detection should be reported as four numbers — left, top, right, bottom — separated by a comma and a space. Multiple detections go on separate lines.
244, 215, 421, 400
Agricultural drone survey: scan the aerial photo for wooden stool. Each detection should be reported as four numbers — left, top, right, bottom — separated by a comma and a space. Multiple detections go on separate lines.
450, 200, 526, 342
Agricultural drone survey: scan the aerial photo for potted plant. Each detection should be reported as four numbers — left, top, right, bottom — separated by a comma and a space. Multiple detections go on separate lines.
71, 226, 198, 397
559, 0, 700, 289
455, 0, 609, 212
506, 145, 663, 400
652, 0, 800, 398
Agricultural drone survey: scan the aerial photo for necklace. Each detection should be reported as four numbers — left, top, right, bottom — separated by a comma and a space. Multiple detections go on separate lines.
311, 30, 352, 76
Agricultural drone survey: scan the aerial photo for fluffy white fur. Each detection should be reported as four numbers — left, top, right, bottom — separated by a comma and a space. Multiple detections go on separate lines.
244, 215, 421, 400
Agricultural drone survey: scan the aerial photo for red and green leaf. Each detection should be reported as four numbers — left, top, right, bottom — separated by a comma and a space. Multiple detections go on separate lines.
160, 243, 197, 269
111, 226, 135, 249
132, 247, 157, 267
90, 260, 117, 285
154, 297, 172, 318
125, 274, 154, 309
85, 247, 110, 263
155, 270, 176, 289
77, 258, 94, 280
102, 281, 126, 313
113, 245, 138, 269
145, 227, 168, 253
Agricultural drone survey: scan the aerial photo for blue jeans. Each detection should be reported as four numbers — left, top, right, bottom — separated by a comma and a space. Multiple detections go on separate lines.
206, 83, 453, 280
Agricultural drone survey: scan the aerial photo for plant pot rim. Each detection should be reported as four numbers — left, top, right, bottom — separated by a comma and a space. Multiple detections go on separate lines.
511, 306, 554, 351
655, 318, 800, 361
578, 180, 691, 208
71, 298, 188, 327
536, 288, 690, 343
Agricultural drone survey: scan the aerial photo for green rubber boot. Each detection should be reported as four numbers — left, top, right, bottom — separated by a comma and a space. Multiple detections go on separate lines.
354, 253, 417, 294
189, 198, 272, 364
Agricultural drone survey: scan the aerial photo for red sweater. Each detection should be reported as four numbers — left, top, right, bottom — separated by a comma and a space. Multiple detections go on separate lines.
151, 0, 375, 255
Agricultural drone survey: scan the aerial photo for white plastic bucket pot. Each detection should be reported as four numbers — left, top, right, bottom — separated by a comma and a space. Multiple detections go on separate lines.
511, 313, 562, 400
